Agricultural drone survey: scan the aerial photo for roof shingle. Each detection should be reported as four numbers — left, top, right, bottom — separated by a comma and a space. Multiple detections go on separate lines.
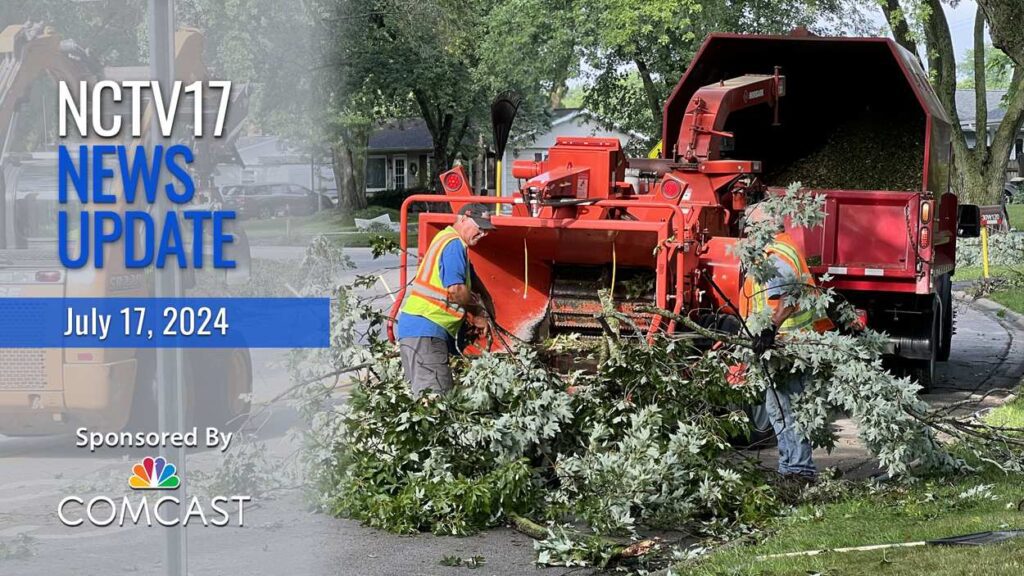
955, 89, 1009, 127
368, 119, 434, 151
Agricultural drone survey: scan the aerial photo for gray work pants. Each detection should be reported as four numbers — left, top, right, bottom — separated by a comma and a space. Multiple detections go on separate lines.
399, 337, 454, 396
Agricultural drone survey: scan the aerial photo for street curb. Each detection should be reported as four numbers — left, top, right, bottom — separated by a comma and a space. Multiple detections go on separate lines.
968, 295, 1024, 334
956, 293, 1024, 398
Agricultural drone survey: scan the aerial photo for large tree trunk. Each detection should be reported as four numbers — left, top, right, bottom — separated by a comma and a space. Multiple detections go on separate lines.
919, 0, 1024, 204
635, 59, 663, 132
331, 141, 367, 215
975, 0, 1024, 67
415, 89, 455, 195
430, 141, 450, 195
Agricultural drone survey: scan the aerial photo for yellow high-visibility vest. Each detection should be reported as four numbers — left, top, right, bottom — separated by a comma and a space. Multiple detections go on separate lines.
401, 226, 470, 337
740, 232, 834, 334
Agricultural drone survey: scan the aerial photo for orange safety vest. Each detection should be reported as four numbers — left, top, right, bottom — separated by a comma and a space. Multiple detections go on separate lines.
739, 231, 834, 334
400, 226, 470, 337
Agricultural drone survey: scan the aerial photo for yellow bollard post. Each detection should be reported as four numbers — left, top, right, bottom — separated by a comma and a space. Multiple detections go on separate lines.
495, 159, 502, 199
980, 225, 990, 279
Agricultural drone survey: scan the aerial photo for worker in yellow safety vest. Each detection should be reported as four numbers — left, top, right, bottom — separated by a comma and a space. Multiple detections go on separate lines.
396, 203, 495, 396
739, 204, 833, 483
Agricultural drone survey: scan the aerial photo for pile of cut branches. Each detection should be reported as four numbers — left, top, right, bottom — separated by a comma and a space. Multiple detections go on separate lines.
288, 186, 1023, 569
768, 117, 924, 191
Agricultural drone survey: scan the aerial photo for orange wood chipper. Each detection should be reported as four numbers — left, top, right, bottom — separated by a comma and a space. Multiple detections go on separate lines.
389, 32, 981, 390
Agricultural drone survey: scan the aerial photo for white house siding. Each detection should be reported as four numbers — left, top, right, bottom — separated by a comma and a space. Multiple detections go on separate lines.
214, 163, 321, 190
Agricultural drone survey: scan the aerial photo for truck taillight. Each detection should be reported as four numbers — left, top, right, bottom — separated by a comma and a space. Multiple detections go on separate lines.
920, 226, 930, 247
854, 308, 869, 330
920, 201, 932, 223
35, 271, 62, 282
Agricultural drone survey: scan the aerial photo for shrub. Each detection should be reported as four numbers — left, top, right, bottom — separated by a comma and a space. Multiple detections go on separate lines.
367, 188, 428, 210
956, 231, 1024, 268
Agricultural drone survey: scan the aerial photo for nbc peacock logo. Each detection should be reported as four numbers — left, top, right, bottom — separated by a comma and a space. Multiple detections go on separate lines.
129, 456, 181, 490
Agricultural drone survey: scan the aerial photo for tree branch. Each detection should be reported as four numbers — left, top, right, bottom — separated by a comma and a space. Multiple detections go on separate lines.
988, 66, 1024, 171
974, 6, 988, 164
634, 59, 663, 128
879, 0, 920, 60
922, 0, 961, 126
450, 115, 471, 158
413, 89, 438, 135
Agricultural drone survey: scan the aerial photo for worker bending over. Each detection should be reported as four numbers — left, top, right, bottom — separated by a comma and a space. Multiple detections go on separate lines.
741, 205, 833, 482
396, 203, 495, 396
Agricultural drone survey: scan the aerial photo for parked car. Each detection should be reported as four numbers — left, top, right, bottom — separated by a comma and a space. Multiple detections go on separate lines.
222, 183, 334, 219
1004, 178, 1023, 205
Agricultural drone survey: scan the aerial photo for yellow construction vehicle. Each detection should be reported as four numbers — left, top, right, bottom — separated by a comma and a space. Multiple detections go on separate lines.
0, 24, 252, 435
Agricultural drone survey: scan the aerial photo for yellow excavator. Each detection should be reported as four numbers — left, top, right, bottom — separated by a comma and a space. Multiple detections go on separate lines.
0, 23, 252, 435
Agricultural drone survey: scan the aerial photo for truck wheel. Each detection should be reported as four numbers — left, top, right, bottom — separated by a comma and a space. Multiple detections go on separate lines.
128, 350, 252, 432
937, 274, 953, 361
911, 299, 941, 394
127, 350, 158, 430
190, 349, 253, 431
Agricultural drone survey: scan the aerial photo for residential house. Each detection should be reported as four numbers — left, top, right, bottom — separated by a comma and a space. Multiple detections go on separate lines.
498, 108, 642, 196
213, 136, 327, 190
955, 89, 1023, 178
366, 119, 434, 192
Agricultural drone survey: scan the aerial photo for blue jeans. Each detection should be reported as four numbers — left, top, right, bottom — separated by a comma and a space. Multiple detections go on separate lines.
764, 372, 816, 477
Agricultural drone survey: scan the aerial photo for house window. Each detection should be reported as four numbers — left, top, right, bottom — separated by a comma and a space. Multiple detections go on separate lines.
534, 152, 543, 162
366, 157, 386, 190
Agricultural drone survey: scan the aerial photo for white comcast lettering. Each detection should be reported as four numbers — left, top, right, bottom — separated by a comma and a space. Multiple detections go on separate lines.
58, 495, 250, 527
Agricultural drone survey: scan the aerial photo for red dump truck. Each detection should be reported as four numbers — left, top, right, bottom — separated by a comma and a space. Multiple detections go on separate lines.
391, 31, 981, 392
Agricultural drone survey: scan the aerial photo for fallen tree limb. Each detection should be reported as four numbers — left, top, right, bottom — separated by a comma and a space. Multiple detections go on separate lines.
508, 514, 658, 565
508, 513, 548, 540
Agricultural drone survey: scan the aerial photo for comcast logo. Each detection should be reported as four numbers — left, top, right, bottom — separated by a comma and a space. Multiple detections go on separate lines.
129, 456, 180, 490
58, 454, 250, 527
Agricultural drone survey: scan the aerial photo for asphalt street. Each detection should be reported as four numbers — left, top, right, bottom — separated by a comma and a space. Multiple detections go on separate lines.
0, 248, 1021, 575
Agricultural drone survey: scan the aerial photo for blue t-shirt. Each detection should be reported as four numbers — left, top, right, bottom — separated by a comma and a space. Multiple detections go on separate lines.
765, 254, 798, 300
396, 239, 468, 340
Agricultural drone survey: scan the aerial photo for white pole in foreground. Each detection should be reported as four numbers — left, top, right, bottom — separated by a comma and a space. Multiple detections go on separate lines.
149, 1, 187, 575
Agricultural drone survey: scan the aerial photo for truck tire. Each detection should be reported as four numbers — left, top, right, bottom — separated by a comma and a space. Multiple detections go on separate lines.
127, 350, 158, 430
936, 274, 953, 361
191, 349, 253, 431
127, 349, 252, 432
911, 299, 941, 394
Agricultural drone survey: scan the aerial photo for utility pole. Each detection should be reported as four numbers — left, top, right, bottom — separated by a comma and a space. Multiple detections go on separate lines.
149, 1, 187, 575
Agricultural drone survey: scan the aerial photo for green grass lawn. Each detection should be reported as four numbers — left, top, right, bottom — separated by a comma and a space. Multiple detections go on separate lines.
987, 396, 1024, 429
241, 210, 352, 238
953, 265, 1018, 282
1007, 204, 1024, 229
990, 288, 1024, 315
690, 399, 1024, 575
240, 208, 416, 246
